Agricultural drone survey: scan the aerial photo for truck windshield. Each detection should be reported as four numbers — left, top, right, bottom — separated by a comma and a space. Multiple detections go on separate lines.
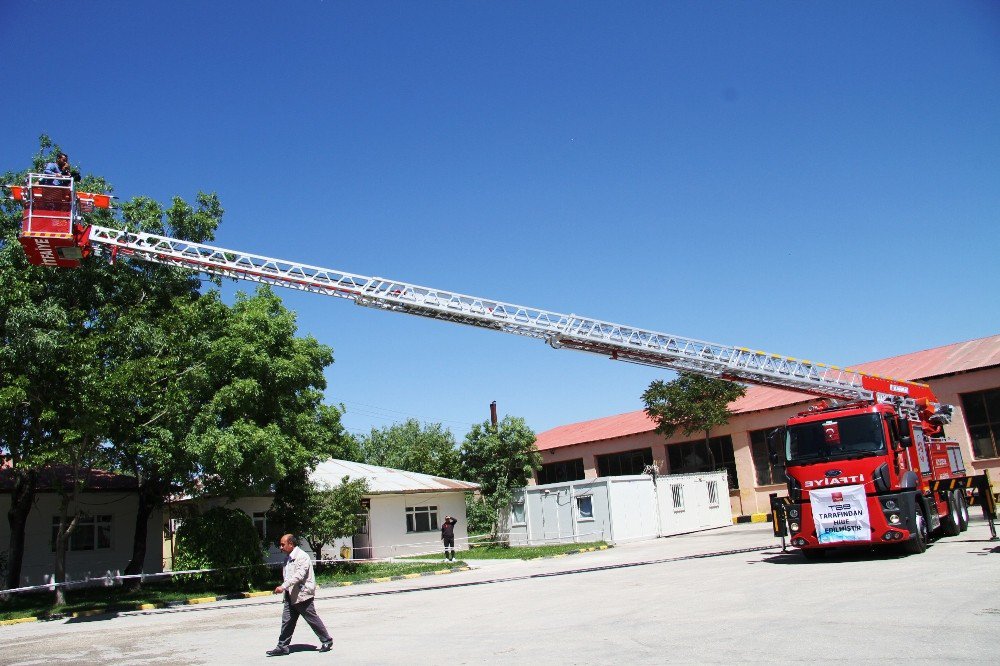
785, 413, 886, 463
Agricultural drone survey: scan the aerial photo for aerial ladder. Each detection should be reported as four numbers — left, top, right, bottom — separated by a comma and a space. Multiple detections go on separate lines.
7, 172, 996, 555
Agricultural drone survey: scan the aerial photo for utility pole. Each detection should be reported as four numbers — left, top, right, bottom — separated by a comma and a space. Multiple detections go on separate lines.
490, 401, 498, 428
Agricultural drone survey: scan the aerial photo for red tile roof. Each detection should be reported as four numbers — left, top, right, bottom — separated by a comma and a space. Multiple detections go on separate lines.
535, 333, 1000, 451
0, 466, 139, 492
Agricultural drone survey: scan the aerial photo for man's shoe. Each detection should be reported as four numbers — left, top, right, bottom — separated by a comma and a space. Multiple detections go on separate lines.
266, 646, 289, 657
319, 640, 333, 653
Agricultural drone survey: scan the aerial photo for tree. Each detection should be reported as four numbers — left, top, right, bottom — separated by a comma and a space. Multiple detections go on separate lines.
1, 139, 353, 594
641, 372, 747, 472
306, 476, 369, 557
268, 471, 369, 556
357, 419, 460, 478
107, 286, 355, 587
81, 188, 228, 590
459, 416, 540, 545
1, 137, 127, 593
173, 507, 266, 590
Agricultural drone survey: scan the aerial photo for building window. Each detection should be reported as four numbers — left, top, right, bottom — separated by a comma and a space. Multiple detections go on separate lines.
576, 496, 593, 520
671, 484, 685, 511
405, 505, 439, 533
253, 512, 268, 541
961, 388, 1000, 459
707, 480, 719, 507
51, 514, 112, 552
666, 436, 738, 489
511, 501, 526, 525
749, 428, 787, 486
537, 458, 585, 485
596, 448, 653, 477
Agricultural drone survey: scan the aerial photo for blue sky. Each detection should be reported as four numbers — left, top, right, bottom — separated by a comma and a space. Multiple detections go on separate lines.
3, 2, 998, 442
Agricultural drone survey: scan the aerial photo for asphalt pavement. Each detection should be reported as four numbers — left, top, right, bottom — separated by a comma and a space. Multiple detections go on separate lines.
2, 518, 998, 664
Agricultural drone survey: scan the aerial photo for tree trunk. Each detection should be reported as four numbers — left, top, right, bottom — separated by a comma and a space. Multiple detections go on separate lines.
123, 485, 159, 591
53, 492, 80, 606
4, 469, 37, 591
493, 505, 510, 547
704, 430, 717, 469
307, 539, 326, 560
53, 453, 87, 606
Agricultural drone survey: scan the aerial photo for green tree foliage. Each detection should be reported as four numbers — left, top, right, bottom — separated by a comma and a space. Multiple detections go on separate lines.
190, 288, 350, 494
268, 471, 369, 556
464, 492, 494, 535
1, 137, 157, 592
460, 416, 540, 544
357, 419, 460, 478
641, 372, 747, 468
173, 507, 266, 590
307, 475, 369, 557
107, 285, 355, 584
1, 139, 352, 593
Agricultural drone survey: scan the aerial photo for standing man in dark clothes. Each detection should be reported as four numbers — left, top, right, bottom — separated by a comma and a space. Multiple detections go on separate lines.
441, 515, 458, 561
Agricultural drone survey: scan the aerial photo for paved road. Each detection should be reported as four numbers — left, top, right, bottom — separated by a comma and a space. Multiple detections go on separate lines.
3, 519, 999, 664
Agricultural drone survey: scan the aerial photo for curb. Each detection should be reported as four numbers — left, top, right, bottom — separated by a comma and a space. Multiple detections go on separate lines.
0, 565, 469, 627
733, 513, 772, 524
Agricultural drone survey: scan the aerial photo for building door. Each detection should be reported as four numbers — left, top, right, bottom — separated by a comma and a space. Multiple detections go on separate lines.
352, 498, 372, 559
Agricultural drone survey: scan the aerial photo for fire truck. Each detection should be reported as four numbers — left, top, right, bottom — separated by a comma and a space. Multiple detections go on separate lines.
8, 173, 997, 557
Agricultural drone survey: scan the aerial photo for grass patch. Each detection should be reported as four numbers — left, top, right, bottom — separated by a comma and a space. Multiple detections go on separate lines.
0, 561, 461, 623
0, 585, 227, 622
405, 541, 610, 560
315, 560, 465, 585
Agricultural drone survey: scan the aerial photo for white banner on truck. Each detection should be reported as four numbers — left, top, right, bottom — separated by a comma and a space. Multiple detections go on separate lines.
810, 484, 870, 543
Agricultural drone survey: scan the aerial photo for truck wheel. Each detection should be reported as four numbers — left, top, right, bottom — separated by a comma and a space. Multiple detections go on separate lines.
955, 490, 969, 532
902, 505, 928, 555
940, 493, 961, 537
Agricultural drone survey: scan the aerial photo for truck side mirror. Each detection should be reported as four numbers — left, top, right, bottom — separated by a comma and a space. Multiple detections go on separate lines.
766, 427, 786, 464
899, 434, 912, 448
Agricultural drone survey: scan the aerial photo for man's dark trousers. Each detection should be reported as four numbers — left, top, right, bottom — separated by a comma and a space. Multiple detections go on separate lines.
278, 593, 331, 647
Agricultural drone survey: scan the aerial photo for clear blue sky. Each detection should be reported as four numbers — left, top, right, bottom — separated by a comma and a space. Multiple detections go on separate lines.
3, 2, 998, 442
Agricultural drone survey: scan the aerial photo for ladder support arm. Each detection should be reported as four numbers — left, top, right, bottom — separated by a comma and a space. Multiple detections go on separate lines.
85, 224, 929, 403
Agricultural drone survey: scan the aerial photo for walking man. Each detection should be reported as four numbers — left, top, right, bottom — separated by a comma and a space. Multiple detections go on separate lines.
441, 515, 458, 562
266, 534, 333, 656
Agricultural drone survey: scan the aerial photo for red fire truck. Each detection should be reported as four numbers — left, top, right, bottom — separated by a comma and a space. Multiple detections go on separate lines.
770, 385, 995, 557
7, 172, 997, 558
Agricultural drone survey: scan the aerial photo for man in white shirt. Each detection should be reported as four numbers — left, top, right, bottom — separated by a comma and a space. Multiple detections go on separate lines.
266, 534, 333, 656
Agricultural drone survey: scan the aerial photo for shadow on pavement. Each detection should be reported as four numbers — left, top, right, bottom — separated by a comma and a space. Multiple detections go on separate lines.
66, 611, 122, 623
760, 545, 913, 564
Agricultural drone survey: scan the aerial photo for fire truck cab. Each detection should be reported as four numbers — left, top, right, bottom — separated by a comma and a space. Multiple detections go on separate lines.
774, 399, 980, 557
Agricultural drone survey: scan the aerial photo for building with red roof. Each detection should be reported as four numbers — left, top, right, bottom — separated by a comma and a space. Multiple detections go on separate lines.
0, 466, 164, 588
533, 334, 1000, 518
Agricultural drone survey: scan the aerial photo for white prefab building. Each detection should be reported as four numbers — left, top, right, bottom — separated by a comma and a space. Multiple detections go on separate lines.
174, 460, 480, 564
508, 471, 731, 546
309, 459, 479, 560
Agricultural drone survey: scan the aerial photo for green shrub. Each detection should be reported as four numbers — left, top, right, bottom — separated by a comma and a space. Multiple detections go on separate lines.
173, 507, 267, 590
465, 493, 493, 535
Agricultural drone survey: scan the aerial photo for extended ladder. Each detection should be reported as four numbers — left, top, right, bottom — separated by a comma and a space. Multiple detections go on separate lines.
83, 224, 931, 403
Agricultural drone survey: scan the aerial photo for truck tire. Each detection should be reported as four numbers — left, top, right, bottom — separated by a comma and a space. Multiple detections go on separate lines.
902, 505, 928, 555
940, 493, 961, 537
955, 490, 969, 532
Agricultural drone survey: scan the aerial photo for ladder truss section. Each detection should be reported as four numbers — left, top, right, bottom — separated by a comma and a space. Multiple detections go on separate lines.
86, 225, 874, 401
89, 225, 375, 300
549, 332, 872, 401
